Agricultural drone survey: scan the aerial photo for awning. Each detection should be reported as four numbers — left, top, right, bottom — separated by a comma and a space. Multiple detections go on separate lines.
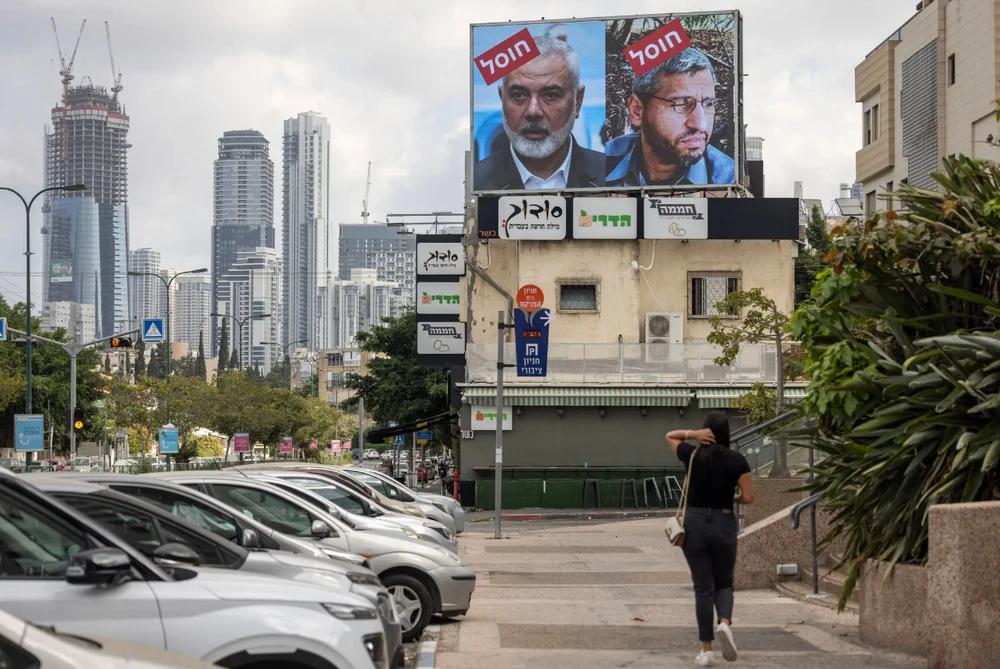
696, 386, 808, 409
461, 386, 693, 407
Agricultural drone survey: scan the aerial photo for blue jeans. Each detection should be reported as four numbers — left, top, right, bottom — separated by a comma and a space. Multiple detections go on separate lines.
682, 507, 739, 642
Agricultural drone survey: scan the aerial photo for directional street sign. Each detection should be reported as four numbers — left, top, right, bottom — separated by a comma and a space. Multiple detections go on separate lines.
14, 415, 44, 452
0, 317, 6, 341
158, 425, 179, 454
416, 430, 433, 444
515, 308, 552, 377
142, 318, 165, 342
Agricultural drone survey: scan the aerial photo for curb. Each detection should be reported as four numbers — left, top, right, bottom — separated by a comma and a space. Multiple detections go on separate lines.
415, 624, 439, 669
470, 509, 676, 522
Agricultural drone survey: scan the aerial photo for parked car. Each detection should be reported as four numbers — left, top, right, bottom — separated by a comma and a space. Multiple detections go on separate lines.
152, 470, 476, 640
0, 469, 388, 669
344, 466, 466, 534
364, 449, 380, 460
242, 471, 457, 553
0, 608, 218, 668
27, 474, 404, 669
414, 465, 430, 484
0, 458, 25, 474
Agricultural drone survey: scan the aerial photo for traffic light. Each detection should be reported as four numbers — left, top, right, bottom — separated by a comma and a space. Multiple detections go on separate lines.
72, 407, 85, 432
109, 336, 132, 349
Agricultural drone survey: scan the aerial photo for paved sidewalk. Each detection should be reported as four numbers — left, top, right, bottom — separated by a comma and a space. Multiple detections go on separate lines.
438, 517, 925, 669
465, 507, 676, 523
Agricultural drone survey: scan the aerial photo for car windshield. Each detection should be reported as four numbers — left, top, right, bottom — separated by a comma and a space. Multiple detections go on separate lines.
212, 484, 315, 537
293, 482, 366, 515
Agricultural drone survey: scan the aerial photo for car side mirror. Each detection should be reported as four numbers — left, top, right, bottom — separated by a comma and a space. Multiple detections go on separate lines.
325, 505, 343, 520
311, 519, 331, 538
387, 488, 399, 499
152, 543, 201, 566
66, 548, 132, 586
240, 528, 261, 548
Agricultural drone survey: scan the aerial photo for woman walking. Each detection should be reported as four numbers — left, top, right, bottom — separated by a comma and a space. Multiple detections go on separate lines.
667, 413, 755, 666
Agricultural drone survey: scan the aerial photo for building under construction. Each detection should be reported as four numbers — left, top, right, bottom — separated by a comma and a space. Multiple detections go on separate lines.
42, 22, 130, 339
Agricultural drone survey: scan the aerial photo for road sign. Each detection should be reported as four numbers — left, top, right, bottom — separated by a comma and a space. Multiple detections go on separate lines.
516, 284, 545, 312
331, 440, 341, 452
515, 308, 552, 377
14, 414, 44, 452
158, 425, 179, 454
233, 433, 250, 453
280, 437, 293, 454
388, 421, 404, 448
142, 318, 165, 342
416, 430, 433, 444
0, 317, 6, 341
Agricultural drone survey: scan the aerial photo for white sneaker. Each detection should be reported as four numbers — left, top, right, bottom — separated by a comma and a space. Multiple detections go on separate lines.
716, 622, 738, 662
695, 650, 718, 666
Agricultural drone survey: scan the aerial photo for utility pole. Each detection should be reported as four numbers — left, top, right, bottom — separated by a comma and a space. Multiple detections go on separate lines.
358, 396, 365, 460
495, 311, 514, 540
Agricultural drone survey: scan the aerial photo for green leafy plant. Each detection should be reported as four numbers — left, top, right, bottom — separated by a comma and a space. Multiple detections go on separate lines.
791, 155, 1000, 609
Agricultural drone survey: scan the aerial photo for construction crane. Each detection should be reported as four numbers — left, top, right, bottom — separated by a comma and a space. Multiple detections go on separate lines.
105, 21, 122, 101
51, 17, 87, 160
360, 161, 372, 225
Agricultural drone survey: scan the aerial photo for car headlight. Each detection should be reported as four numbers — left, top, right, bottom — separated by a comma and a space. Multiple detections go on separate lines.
346, 572, 382, 588
402, 527, 419, 540
321, 602, 378, 620
404, 506, 426, 518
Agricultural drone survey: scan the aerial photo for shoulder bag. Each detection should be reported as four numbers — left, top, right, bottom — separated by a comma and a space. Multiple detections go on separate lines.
664, 454, 694, 547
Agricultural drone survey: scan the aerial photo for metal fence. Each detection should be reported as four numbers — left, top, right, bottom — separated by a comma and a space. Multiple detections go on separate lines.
466, 342, 778, 385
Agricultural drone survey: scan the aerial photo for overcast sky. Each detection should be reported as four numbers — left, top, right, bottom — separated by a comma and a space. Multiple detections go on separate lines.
0, 0, 917, 305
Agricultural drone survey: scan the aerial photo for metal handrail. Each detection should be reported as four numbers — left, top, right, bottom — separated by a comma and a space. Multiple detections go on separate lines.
790, 493, 820, 530
732, 409, 799, 444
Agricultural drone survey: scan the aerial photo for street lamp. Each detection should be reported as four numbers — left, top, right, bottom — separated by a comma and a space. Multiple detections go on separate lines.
261, 340, 306, 390
211, 312, 272, 371
128, 267, 207, 471
0, 182, 85, 468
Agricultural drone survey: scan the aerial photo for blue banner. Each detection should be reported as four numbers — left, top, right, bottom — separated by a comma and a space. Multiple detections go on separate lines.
159, 426, 180, 454
14, 415, 45, 452
416, 430, 433, 443
514, 308, 552, 377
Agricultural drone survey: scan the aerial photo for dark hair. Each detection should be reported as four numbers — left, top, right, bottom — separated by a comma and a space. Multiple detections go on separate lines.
695, 412, 731, 468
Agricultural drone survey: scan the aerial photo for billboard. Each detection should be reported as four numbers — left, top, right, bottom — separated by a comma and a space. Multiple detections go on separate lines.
471, 12, 741, 194
50, 257, 73, 283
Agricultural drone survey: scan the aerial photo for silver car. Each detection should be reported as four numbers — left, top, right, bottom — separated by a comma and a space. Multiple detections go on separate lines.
154, 471, 476, 641
343, 466, 466, 534
244, 470, 457, 553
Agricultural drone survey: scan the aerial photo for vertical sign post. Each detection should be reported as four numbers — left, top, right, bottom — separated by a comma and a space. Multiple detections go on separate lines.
495, 310, 506, 539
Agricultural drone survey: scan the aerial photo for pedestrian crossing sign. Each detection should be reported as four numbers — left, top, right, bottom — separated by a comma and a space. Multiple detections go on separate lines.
142, 318, 165, 342
393, 434, 404, 447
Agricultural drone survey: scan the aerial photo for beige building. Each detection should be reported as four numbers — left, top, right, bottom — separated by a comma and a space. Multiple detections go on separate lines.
456, 214, 801, 479
856, 0, 1000, 214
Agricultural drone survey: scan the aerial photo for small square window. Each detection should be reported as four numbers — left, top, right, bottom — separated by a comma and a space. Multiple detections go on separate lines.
558, 282, 598, 312
689, 273, 740, 319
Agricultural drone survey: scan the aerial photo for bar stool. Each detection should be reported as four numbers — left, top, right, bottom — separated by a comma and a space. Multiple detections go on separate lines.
663, 475, 684, 505
582, 479, 601, 509
619, 479, 639, 509
642, 477, 665, 508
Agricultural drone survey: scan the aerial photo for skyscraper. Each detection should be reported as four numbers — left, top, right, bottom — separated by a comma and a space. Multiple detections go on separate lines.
282, 112, 331, 351
216, 247, 282, 374
43, 81, 130, 338
211, 130, 275, 356
338, 224, 416, 294
328, 268, 408, 349
173, 273, 212, 348
128, 248, 162, 324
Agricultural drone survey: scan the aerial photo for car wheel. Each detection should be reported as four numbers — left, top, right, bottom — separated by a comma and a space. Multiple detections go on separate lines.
384, 573, 433, 642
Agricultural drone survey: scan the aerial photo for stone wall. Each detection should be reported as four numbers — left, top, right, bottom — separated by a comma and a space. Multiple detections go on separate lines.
740, 477, 808, 527
858, 560, 927, 657
927, 501, 1000, 669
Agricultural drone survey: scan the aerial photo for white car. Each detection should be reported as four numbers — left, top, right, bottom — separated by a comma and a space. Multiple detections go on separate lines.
0, 471, 389, 669
364, 450, 380, 460
345, 467, 466, 534
0, 607, 216, 668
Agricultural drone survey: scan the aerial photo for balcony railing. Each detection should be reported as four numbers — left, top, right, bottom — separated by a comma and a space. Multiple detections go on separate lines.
465, 342, 778, 385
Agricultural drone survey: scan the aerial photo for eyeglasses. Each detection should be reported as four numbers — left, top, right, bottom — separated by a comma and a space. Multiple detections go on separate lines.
647, 95, 718, 115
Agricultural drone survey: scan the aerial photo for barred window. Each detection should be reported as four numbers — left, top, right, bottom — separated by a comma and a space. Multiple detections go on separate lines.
690, 273, 740, 318
557, 280, 599, 313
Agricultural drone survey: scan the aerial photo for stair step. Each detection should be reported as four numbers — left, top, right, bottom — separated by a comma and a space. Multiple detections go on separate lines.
801, 564, 854, 601
775, 579, 859, 615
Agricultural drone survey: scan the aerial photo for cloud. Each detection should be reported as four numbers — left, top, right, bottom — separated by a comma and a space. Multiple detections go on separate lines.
0, 0, 918, 302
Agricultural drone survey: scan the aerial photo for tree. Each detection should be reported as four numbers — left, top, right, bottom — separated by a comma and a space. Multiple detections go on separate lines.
147, 344, 167, 379
346, 307, 450, 429
229, 347, 239, 371
296, 373, 318, 398
805, 204, 832, 255
104, 354, 111, 374
707, 288, 793, 477
195, 331, 207, 381
789, 154, 1000, 608
218, 320, 229, 375
134, 337, 146, 377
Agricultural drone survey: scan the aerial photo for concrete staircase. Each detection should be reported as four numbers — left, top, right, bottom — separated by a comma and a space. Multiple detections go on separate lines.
775, 553, 859, 614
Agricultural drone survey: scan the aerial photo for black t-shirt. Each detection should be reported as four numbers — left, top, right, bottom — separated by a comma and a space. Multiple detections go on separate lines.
677, 442, 751, 511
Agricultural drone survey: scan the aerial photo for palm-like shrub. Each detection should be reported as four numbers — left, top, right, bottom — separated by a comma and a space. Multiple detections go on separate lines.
788, 156, 1000, 609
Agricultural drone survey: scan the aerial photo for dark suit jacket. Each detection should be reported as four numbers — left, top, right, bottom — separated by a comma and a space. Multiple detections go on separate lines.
473, 137, 605, 191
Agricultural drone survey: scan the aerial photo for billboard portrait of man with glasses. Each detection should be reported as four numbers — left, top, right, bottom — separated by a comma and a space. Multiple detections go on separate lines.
606, 47, 736, 187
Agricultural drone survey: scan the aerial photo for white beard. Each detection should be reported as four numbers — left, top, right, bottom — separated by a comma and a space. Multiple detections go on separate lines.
504, 114, 576, 160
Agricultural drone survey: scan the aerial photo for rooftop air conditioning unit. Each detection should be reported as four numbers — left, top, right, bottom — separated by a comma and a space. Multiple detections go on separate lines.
645, 312, 684, 363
